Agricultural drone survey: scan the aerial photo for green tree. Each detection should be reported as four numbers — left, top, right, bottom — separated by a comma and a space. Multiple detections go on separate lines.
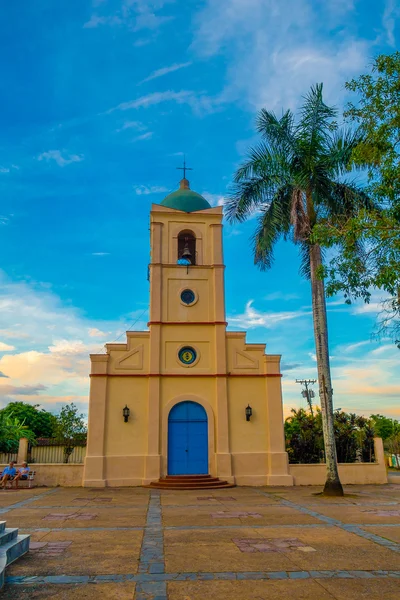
285, 408, 375, 464
370, 414, 399, 440
345, 51, 400, 204
284, 408, 323, 464
54, 403, 87, 464
226, 84, 375, 495
314, 53, 400, 344
0, 412, 35, 453
0, 402, 57, 438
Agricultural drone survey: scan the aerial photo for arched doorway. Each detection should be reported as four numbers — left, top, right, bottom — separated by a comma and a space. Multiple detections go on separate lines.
168, 401, 208, 475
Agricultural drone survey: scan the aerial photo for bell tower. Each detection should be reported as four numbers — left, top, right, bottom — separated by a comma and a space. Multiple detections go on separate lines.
146, 177, 233, 482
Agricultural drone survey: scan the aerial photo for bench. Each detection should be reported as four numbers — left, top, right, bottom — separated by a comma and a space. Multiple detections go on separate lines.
0, 470, 36, 489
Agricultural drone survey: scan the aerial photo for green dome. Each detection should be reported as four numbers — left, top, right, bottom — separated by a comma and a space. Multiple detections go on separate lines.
161, 179, 211, 212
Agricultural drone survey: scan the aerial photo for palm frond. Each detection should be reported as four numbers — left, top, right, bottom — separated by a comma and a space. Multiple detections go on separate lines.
325, 128, 366, 175
256, 109, 296, 156
225, 177, 273, 223
298, 242, 311, 279
234, 141, 290, 184
299, 243, 326, 280
252, 185, 293, 270
319, 181, 378, 219
297, 83, 337, 155
227, 140, 292, 223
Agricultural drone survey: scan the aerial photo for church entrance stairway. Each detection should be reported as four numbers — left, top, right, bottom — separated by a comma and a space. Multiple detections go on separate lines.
145, 474, 235, 490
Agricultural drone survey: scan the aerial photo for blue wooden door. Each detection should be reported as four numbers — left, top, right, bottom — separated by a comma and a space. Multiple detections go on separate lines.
168, 401, 208, 475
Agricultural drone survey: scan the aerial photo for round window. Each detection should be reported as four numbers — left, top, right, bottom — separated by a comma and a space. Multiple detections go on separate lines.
180, 289, 196, 305
178, 346, 197, 365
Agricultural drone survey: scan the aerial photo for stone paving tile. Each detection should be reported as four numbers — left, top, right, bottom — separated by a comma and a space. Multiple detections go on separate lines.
164, 525, 400, 572
7, 530, 143, 576
29, 541, 73, 557
162, 504, 320, 527
28, 488, 149, 508
3, 582, 135, 599
210, 511, 262, 519
5, 508, 81, 529
167, 580, 335, 599
318, 577, 400, 599
232, 537, 314, 553
293, 503, 400, 525
164, 527, 301, 573
360, 525, 400, 544
42, 512, 97, 521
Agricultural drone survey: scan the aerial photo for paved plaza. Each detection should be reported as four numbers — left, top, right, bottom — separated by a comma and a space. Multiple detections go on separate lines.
2, 483, 400, 599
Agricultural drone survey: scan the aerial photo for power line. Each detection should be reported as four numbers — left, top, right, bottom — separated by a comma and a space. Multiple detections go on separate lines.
96, 307, 149, 354
295, 379, 317, 415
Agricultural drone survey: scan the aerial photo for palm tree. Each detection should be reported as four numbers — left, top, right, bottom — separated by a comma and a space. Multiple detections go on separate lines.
226, 84, 375, 496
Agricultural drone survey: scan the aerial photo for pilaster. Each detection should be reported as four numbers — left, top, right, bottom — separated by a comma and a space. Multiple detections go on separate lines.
264, 355, 293, 485
83, 354, 109, 487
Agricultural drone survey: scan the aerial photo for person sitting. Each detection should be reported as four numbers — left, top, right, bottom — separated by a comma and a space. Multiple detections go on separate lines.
14, 462, 30, 489
1, 461, 17, 489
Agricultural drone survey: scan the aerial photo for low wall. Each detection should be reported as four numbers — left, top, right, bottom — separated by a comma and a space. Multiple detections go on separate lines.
1, 464, 84, 487
290, 463, 387, 485
289, 438, 387, 486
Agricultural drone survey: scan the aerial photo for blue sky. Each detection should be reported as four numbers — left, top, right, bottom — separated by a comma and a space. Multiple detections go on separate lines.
0, 0, 399, 419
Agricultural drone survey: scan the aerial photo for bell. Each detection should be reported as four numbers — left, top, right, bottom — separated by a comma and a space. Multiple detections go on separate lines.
181, 242, 192, 263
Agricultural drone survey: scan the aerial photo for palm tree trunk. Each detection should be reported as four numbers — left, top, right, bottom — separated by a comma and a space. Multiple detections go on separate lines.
309, 243, 344, 496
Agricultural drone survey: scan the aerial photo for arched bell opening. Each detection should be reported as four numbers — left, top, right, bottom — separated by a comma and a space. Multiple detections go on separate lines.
177, 230, 196, 265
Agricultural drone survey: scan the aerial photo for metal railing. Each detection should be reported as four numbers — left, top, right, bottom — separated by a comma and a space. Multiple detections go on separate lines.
0, 452, 18, 464
30, 445, 86, 464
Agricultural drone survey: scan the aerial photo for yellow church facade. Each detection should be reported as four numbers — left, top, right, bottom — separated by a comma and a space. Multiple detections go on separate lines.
83, 178, 293, 488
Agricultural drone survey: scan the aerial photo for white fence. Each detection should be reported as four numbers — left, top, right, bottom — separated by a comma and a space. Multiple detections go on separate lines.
0, 452, 18, 464
30, 445, 86, 464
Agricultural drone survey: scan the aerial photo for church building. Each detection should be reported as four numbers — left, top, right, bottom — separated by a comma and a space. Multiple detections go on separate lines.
83, 176, 293, 488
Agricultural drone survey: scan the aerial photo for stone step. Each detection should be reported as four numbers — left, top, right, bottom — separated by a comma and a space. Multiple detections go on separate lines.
165, 474, 213, 479
164, 476, 221, 483
0, 528, 18, 547
0, 534, 30, 589
148, 482, 236, 490
146, 476, 235, 490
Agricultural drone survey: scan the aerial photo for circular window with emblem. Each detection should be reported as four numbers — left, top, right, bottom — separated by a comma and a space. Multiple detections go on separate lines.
180, 288, 196, 306
178, 346, 197, 366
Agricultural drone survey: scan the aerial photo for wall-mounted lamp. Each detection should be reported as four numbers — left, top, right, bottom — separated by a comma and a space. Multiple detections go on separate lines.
245, 404, 252, 422
122, 405, 130, 423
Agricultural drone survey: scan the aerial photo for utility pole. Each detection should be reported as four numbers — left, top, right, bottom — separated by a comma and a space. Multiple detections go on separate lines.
296, 379, 317, 416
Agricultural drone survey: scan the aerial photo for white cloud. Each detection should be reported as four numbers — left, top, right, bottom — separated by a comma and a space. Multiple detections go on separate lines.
38, 150, 84, 167
92, 252, 110, 256
134, 185, 168, 195
192, 0, 368, 111
141, 62, 192, 83
84, 0, 175, 31
0, 342, 15, 352
264, 292, 301, 302
116, 121, 146, 132
132, 131, 153, 142
383, 0, 400, 46
340, 340, 372, 354
352, 302, 382, 315
88, 328, 106, 338
0, 167, 10, 173
202, 192, 225, 207
228, 300, 311, 329
0, 271, 149, 413
108, 90, 215, 115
